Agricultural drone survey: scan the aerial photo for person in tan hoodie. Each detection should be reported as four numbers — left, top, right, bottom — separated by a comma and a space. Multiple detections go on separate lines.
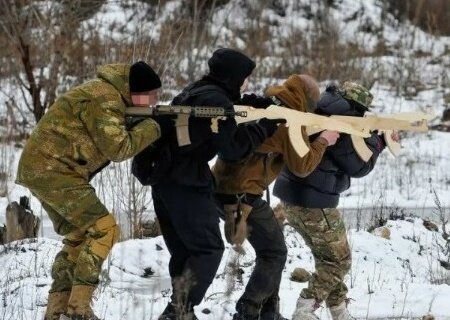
212, 74, 340, 320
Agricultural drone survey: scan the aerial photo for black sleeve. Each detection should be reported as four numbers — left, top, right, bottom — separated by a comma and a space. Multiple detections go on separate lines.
237, 93, 274, 109
131, 138, 172, 186
207, 95, 271, 161
327, 133, 386, 178
215, 119, 270, 161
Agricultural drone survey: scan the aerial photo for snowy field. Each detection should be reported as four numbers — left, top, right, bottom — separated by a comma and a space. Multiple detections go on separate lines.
0, 218, 449, 320
0, 0, 449, 319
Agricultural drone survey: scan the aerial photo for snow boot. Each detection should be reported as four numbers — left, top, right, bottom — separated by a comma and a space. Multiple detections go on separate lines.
291, 297, 320, 320
65, 285, 100, 320
44, 291, 71, 320
329, 301, 356, 320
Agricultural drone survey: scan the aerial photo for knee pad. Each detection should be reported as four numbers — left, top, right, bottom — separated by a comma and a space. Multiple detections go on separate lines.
86, 214, 120, 260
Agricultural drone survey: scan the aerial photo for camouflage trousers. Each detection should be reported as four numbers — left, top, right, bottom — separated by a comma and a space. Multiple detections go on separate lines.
30, 183, 120, 292
284, 205, 351, 307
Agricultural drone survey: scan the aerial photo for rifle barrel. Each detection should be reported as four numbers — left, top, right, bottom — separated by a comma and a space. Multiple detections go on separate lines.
125, 105, 247, 118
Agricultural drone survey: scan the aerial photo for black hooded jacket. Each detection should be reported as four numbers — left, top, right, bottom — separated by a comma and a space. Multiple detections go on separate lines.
273, 86, 386, 208
132, 49, 273, 188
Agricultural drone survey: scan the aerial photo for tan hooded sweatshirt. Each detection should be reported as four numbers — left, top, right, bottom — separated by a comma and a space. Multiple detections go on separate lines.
212, 74, 328, 196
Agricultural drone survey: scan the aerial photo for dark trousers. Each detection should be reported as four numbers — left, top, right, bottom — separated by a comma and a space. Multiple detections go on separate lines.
152, 181, 225, 309
220, 197, 288, 318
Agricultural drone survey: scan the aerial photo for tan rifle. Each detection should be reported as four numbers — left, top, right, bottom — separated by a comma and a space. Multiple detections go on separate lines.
126, 104, 370, 158
305, 112, 434, 161
233, 105, 370, 157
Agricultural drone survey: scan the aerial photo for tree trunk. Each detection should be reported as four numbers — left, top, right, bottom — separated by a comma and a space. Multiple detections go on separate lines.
0, 225, 6, 245
5, 196, 40, 243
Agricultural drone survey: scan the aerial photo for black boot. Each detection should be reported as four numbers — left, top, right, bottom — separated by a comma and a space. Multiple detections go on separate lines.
259, 296, 288, 320
158, 302, 176, 320
157, 302, 198, 320
233, 300, 260, 320
232, 313, 259, 320
259, 312, 289, 320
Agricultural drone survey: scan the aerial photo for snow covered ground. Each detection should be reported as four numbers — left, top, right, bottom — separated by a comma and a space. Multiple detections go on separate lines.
0, 0, 449, 319
0, 218, 449, 320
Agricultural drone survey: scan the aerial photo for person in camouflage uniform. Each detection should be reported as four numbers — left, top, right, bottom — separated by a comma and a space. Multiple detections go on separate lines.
16, 61, 169, 320
212, 74, 340, 320
273, 82, 390, 320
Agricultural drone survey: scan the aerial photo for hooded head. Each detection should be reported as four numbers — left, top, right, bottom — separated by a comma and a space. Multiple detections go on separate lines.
316, 82, 373, 117
207, 48, 256, 99
264, 74, 320, 112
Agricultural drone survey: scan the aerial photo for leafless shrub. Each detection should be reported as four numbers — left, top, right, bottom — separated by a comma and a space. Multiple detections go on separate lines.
383, 0, 450, 36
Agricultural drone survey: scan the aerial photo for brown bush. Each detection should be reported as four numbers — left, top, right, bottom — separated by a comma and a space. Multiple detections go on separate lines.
385, 0, 450, 36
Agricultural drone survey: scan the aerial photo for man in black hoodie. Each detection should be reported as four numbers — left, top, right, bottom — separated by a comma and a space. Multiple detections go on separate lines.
135, 48, 284, 320
273, 82, 393, 320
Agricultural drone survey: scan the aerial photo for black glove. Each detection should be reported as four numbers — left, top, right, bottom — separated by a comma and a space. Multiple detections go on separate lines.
155, 115, 176, 137
257, 118, 287, 137
239, 94, 274, 109
125, 116, 145, 130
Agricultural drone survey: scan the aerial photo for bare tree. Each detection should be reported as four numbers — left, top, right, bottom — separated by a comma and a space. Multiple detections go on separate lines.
0, 0, 104, 123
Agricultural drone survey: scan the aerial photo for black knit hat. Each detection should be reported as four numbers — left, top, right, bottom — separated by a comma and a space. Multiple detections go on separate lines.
129, 61, 161, 93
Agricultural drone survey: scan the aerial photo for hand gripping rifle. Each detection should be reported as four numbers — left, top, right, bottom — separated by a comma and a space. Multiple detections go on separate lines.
305, 112, 434, 161
126, 104, 370, 158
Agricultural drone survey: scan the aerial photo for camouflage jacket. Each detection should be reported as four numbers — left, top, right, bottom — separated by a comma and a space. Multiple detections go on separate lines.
212, 75, 328, 196
16, 64, 161, 189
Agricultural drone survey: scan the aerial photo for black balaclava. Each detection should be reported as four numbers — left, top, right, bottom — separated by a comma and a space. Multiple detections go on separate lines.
206, 48, 256, 100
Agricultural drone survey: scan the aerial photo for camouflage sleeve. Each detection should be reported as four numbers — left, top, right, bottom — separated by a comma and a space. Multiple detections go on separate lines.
81, 98, 161, 162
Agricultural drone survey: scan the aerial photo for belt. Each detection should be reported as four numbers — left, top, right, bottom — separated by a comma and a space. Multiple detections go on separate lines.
215, 192, 262, 206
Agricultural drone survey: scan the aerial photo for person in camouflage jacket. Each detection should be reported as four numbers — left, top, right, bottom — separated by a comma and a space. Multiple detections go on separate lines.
274, 82, 391, 320
212, 74, 340, 320
16, 61, 167, 320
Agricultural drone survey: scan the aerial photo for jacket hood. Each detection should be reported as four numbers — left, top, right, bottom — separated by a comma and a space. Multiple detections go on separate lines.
207, 48, 255, 100
97, 64, 132, 105
264, 74, 310, 112
316, 85, 365, 117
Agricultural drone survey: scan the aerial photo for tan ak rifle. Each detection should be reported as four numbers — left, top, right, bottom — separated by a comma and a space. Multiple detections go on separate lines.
305, 112, 434, 161
233, 105, 370, 157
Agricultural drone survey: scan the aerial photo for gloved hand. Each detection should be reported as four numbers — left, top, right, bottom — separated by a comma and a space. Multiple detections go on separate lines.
257, 117, 287, 137
155, 115, 176, 137
125, 117, 145, 130
240, 93, 274, 109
